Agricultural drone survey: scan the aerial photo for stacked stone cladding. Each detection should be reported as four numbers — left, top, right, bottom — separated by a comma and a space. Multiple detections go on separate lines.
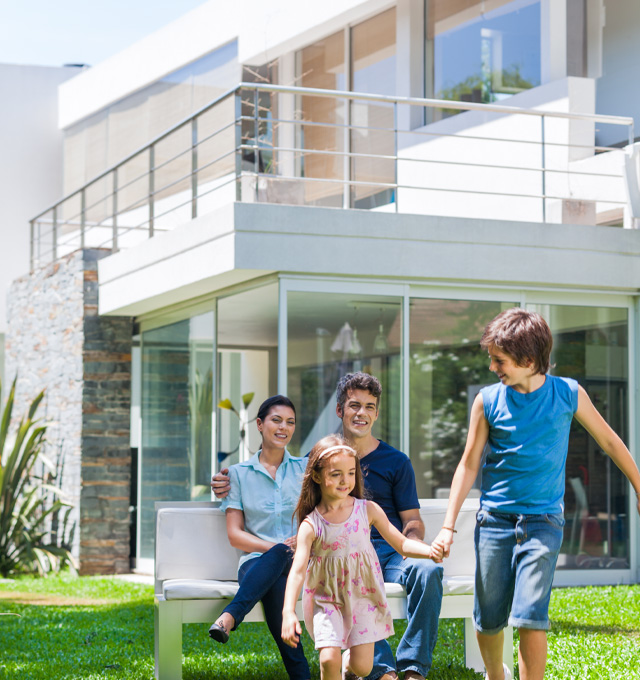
6, 249, 132, 574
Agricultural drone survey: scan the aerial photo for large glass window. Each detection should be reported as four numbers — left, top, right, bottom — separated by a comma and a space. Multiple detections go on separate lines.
139, 311, 214, 559
216, 284, 278, 468
287, 291, 402, 456
428, 0, 540, 105
298, 31, 347, 207
351, 8, 397, 209
530, 304, 630, 570
409, 299, 515, 497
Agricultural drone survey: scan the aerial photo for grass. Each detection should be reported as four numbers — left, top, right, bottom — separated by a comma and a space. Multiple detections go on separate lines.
0, 576, 638, 679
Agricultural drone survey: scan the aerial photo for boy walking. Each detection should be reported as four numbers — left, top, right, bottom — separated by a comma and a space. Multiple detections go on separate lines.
433, 308, 640, 680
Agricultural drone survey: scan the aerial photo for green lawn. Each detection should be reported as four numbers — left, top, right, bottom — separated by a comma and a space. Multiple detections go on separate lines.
0, 576, 638, 679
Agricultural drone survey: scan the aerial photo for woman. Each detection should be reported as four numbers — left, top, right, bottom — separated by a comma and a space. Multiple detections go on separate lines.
209, 395, 310, 680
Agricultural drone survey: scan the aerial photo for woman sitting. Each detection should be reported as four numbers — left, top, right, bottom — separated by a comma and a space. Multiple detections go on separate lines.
209, 395, 310, 680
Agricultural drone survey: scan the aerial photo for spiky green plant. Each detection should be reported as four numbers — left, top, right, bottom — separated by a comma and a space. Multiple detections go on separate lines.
0, 378, 75, 577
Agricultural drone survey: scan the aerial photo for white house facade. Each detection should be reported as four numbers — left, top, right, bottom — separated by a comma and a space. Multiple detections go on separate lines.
5, 0, 640, 582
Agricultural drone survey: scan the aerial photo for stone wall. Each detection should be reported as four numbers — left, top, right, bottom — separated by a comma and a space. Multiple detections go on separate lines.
5, 249, 132, 574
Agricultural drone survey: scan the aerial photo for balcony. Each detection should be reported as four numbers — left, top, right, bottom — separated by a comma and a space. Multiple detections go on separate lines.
31, 83, 637, 270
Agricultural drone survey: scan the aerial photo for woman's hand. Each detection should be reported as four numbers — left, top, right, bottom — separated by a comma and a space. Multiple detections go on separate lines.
283, 535, 297, 552
281, 611, 301, 647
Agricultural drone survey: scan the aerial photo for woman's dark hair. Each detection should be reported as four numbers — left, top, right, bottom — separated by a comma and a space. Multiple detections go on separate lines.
256, 395, 296, 422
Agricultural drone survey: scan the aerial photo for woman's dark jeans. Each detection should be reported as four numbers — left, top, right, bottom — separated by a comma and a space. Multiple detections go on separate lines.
222, 543, 310, 680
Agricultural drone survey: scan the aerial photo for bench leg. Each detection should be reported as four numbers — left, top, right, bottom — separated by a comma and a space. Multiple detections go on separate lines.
155, 600, 183, 680
463, 617, 484, 672
503, 626, 514, 676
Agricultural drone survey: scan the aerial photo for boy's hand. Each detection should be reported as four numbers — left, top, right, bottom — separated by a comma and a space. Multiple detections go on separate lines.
281, 612, 301, 647
211, 469, 230, 499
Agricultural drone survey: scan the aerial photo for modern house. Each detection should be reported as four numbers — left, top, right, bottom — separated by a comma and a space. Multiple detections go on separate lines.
5, 0, 640, 583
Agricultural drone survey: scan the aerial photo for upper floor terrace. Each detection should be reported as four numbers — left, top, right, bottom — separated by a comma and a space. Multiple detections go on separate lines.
30, 80, 639, 271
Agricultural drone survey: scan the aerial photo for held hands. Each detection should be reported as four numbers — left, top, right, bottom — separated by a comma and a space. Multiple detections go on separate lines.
432, 527, 456, 559
428, 541, 444, 563
281, 611, 302, 648
211, 468, 231, 499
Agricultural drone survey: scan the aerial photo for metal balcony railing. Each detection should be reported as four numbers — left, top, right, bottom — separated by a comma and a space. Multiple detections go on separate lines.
30, 83, 635, 270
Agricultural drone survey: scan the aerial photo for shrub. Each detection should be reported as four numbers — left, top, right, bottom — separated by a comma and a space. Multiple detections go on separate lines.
0, 378, 76, 576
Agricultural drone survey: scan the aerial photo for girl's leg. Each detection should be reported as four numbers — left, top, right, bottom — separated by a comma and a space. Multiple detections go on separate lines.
345, 643, 375, 679
318, 647, 342, 680
518, 629, 547, 680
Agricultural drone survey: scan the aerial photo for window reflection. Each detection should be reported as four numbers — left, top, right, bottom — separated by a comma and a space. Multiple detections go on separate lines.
287, 292, 402, 455
409, 299, 514, 497
140, 312, 214, 559
428, 0, 540, 106
531, 304, 630, 570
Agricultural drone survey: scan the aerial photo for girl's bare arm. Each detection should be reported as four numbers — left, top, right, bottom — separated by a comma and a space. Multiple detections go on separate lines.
367, 502, 442, 562
281, 521, 314, 648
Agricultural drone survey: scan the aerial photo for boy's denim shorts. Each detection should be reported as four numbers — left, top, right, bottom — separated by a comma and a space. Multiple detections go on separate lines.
473, 508, 564, 634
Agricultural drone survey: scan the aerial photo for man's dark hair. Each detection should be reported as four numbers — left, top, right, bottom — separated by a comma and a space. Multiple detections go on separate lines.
480, 308, 553, 375
336, 372, 382, 414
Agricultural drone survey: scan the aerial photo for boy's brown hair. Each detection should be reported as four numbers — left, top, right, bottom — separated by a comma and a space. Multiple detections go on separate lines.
294, 435, 365, 527
480, 308, 552, 374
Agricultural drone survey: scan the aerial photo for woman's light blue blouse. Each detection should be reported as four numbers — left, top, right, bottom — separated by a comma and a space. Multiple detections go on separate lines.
221, 449, 307, 570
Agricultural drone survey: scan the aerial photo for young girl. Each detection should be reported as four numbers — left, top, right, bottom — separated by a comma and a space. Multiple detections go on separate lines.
281, 435, 442, 680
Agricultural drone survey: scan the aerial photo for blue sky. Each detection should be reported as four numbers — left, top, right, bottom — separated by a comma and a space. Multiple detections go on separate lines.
0, 0, 209, 68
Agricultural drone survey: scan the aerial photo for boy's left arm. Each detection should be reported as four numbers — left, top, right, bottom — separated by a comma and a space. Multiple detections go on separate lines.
575, 385, 640, 516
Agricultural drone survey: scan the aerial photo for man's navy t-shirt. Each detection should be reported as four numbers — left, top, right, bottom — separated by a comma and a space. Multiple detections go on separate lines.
360, 440, 420, 544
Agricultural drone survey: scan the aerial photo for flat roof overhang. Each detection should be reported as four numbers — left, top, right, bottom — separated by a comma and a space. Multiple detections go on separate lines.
98, 202, 640, 317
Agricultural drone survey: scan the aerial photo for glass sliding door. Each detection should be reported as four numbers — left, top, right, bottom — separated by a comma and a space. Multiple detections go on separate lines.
287, 291, 402, 456
409, 298, 515, 498
351, 8, 397, 208
529, 304, 631, 570
139, 311, 214, 559
298, 31, 347, 207
217, 284, 278, 468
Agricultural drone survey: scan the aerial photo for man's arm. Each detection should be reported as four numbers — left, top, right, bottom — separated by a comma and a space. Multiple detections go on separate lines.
211, 468, 231, 499
398, 508, 425, 541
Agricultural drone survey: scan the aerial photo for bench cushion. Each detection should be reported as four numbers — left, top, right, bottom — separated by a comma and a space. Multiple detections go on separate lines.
162, 576, 474, 600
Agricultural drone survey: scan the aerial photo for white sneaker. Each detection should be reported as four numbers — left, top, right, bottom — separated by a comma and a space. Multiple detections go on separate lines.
484, 663, 512, 680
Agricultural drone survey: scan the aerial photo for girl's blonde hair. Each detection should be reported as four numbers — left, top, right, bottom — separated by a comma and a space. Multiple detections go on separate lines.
295, 434, 365, 526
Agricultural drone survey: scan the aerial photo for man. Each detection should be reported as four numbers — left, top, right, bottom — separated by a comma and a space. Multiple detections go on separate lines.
212, 372, 443, 680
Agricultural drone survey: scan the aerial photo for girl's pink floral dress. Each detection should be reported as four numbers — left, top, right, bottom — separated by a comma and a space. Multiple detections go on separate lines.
302, 498, 394, 649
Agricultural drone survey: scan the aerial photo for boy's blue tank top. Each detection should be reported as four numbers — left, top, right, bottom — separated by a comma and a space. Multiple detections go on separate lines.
480, 374, 579, 515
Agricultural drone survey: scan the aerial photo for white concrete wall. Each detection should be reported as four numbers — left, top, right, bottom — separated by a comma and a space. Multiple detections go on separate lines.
0, 64, 80, 335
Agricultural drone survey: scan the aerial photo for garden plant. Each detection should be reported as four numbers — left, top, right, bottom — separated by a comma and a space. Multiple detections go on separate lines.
0, 378, 74, 577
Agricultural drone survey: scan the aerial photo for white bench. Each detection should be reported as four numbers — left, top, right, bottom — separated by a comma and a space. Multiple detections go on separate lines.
154, 500, 514, 680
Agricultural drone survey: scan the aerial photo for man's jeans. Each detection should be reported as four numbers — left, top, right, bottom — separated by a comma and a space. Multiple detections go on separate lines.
367, 540, 444, 680
223, 543, 310, 680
